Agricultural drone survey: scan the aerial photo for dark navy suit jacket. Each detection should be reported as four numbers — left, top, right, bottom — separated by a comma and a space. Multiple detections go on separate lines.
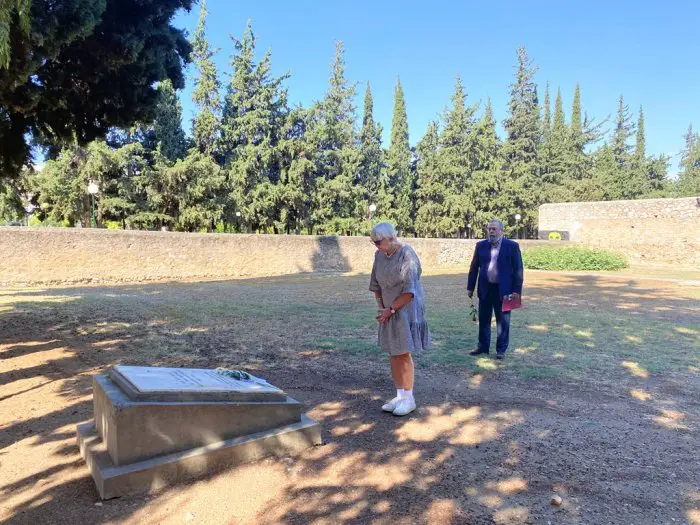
467, 238, 524, 301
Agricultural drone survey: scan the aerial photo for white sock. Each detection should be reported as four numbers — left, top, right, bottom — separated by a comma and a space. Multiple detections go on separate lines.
404, 389, 414, 400
397, 388, 405, 399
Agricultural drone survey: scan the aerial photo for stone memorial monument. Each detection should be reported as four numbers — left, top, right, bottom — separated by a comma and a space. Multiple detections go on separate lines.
76, 365, 321, 499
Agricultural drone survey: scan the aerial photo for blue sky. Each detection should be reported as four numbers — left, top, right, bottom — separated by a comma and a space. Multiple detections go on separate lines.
174, 0, 699, 176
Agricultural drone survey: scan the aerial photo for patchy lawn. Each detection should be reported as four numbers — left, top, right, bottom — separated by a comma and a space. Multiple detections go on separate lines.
1, 270, 699, 524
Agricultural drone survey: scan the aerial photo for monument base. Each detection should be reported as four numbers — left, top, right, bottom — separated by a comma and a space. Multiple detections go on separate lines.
77, 415, 322, 499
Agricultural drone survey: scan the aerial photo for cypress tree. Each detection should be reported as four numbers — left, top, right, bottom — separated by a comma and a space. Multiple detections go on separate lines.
635, 105, 646, 159
415, 122, 447, 237
191, 0, 221, 156
568, 83, 585, 180
542, 81, 551, 139
0, 0, 30, 68
437, 76, 477, 237
309, 41, 363, 235
470, 98, 502, 234
612, 95, 635, 169
677, 125, 700, 196
153, 80, 188, 162
502, 46, 541, 237
387, 77, 414, 233
547, 87, 568, 186
359, 82, 391, 230
221, 21, 289, 231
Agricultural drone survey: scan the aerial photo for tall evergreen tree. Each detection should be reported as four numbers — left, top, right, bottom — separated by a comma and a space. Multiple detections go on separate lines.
415, 122, 449, 237
0, 0, 30, 68
437, 76, 478, 237
278, 107, 315, 234
470, 99, 502, 234
309, 41, 362, 234
220, 21, 289, 232
542, 81, 551, 139
677, 125, 700, 196
501, 46, 541, 236
387, 77, 414, 233
153, 80, 188, 162
1, 0, 193, 180
158, 151, 225, 231
359, 82, 391, 229
635, 105, 646, 159
568, 83, 585, 179
191, 0, 221, 156
612, 95, 635, 169
546, 87, 568, 187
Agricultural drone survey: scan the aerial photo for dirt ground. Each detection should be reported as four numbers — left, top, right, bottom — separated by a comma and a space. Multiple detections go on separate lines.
1, 270, 699, 525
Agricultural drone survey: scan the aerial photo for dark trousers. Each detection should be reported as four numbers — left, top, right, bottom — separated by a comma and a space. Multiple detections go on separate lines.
478, 283, 511, 354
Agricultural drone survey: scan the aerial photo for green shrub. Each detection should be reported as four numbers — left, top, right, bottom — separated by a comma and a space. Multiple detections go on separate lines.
105, 220, 122, 230
522, 247, 627, 271
27, 216, 71, 227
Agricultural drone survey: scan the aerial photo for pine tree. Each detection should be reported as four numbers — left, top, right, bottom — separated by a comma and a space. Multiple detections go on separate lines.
470, 98, 502, 234
635, 106, 646, 159
415, 122, 449, 237
387, 77, 414, 234
0, 0, 31, 68
546, 87, 568, 187
153, 80, 188, 162
191, 0, 221, 156
309, 41, 363, 235
359, 82, 391, 231
627, 105, 651, 197
542, 81, 551, 139
161, 151, 225, 232
677, 125, 700, 196
1, 0, 193, 181
220, 21, 289, 231
568, 83, 585, 179
612, 95, 635, 169
501, 46, 541, 237
278, 107, 315, 234
437, 76, 478, 237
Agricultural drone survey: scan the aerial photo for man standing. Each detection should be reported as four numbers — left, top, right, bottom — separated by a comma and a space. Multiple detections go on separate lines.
467, 219, 524, 360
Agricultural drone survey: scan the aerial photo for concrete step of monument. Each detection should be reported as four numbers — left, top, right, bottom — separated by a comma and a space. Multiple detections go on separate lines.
77, 415, 322, 499
94, 374, 303, 466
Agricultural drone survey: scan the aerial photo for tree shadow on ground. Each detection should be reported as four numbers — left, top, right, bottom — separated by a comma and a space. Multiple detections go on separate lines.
1, 271, 699, 524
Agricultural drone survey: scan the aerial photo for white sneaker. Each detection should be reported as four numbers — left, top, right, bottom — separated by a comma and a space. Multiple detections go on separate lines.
392, 397, 416, 416
382, 396, 401, 412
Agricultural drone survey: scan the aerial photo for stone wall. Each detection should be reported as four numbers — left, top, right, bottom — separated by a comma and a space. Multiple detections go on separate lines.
539, 196, 700, 264
0, 228, 563, 285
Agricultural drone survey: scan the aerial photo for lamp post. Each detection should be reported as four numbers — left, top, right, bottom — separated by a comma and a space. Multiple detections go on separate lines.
88, 181, 99, 228
368, 203, 376, 233
235, 211, 242, 233
514, 213, 521, 239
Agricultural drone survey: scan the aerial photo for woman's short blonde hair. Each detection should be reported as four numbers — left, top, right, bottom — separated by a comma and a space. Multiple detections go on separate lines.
371, 222, 397, 241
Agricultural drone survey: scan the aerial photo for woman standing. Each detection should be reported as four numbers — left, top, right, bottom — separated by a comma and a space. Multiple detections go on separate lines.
369, 222, 430, 416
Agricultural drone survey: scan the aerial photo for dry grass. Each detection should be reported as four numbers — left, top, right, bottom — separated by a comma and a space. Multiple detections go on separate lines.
1, 270, 699, 524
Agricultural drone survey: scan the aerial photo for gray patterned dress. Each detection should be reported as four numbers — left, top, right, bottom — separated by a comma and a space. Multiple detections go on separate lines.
369, 244, 430, 356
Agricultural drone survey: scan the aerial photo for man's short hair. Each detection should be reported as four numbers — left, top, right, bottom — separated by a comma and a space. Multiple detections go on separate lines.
487, 219, 504, 230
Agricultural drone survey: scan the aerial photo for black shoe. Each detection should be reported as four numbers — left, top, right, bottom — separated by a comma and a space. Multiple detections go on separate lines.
469, 349, 489, 356
496, 353, 505, 360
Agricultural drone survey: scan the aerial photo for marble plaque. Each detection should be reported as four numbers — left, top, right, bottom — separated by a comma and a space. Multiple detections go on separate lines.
109, 365, 286, 402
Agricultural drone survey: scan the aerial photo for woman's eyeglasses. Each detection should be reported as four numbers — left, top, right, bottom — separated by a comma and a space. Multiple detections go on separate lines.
371, 239, 382, 246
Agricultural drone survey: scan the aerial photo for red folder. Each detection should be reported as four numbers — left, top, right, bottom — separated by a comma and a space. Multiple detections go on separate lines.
502, 295, 522, 312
